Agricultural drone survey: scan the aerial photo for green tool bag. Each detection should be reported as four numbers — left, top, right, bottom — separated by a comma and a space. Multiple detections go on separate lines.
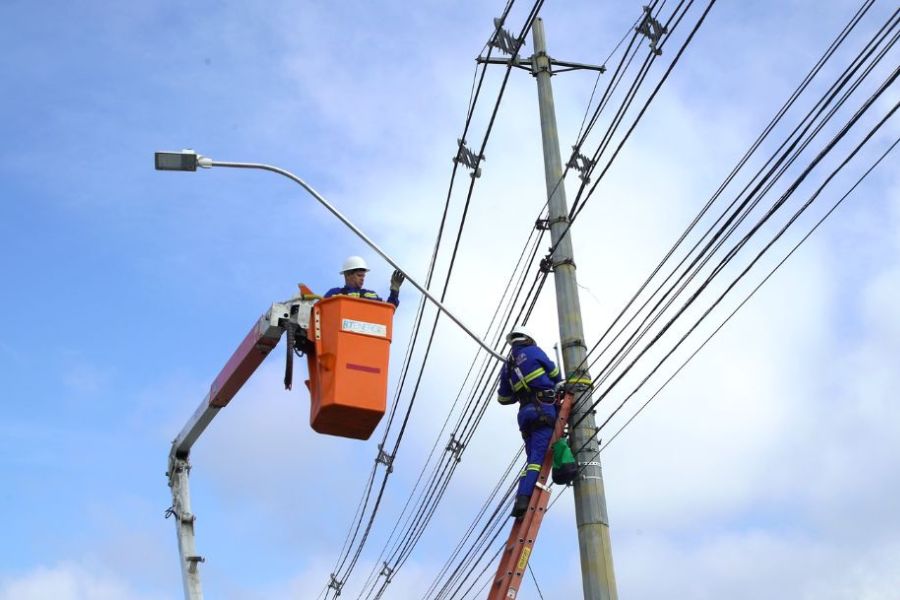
551, 438, 578, 485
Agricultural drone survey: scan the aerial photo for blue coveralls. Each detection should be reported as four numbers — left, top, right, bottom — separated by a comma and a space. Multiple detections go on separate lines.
324, 285, 399, 307
497, 343, 562, 497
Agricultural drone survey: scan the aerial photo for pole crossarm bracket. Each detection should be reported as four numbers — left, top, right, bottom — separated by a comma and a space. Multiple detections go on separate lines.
636, 5, 667, 55
548, 59, 606, 74
476, 55, 531, 71
452, 138, 484, 178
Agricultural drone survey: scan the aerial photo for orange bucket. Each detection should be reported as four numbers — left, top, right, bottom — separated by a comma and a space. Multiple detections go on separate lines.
306, 295, 394, 440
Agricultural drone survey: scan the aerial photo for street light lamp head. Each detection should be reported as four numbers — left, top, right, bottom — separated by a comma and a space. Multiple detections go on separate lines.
154, 149, 212, 171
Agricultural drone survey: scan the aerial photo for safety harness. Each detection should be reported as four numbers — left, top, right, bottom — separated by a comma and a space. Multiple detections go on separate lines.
507, 349, 556, 434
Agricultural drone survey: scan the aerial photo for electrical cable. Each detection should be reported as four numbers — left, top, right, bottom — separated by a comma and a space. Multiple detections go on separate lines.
332, 7, 557, 594
560, 0, 878, 421
322, 2, 527, 593
561, 2, 895, 429
426, 5, 894, 593
591, 132, 899, 457
527, 563, 546, 600
569, 11, 899, 436
571, 65, 900, 457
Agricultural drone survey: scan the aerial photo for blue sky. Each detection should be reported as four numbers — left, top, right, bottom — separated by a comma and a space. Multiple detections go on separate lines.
1, 1, 899, 599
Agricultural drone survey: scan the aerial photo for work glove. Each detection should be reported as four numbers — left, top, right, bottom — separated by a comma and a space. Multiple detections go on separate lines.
390, 269, 405, 292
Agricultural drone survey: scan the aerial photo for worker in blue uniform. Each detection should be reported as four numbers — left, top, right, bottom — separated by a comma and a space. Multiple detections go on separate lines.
324, 256, 403, 307
497, 325, 563, 518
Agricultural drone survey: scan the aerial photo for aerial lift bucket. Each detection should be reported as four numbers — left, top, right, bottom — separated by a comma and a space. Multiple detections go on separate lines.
305, 295, 394, 440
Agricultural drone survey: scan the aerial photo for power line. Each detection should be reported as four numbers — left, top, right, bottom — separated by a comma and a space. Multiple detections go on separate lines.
558, 3, 897, 434
573, 62, 900, 458
593, 132, 899, 455
569, 9, 899, 439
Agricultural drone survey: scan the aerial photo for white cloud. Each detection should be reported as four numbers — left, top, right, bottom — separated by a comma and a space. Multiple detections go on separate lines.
615, 531, 900, 600
0, 563, 167, 600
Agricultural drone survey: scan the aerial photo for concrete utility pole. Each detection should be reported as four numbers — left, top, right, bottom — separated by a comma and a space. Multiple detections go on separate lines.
531, 18, 617, 599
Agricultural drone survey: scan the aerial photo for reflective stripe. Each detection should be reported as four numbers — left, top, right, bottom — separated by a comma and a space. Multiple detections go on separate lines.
518, 469, 527, 478
548, 366, 560, 378
567, 376, 592, 385
512, 366, 548, 392
363, 292, 378, 298
346, 292, 360, 297
497, 394, 515, 405
526, 464, 541, 472
522, 367, 546, 383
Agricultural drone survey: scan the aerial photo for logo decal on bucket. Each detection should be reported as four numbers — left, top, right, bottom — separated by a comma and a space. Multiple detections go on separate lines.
341, 318, 387, 337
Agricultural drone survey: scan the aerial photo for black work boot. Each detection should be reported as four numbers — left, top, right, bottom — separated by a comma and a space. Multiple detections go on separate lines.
511, 494, 530, 518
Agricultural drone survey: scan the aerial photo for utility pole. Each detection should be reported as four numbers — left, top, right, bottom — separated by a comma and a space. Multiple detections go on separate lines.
483, 17, 617, 597
531, 18, 617, 599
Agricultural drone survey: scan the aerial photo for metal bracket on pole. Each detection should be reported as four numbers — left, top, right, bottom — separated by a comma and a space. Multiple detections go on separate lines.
445, 434, 465, 462
375, 443, 395, 474
489, 17, 522, 56
452, 138, 483, 178
566, 147, 595, 183
636, 5, 667, 55
535, 215, 568, 231
166, 456, 204, 600
540, 255, 576, 273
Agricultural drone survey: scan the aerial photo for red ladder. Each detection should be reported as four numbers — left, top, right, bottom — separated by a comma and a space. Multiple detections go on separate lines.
487, 393, 572, 600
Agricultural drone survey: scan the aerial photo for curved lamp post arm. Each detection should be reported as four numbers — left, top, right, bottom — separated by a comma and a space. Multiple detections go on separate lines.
198, 157, 504, 362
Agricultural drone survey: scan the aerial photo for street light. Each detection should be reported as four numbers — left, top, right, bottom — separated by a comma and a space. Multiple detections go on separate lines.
154, 149, 504, 361
154, 150, 213, 172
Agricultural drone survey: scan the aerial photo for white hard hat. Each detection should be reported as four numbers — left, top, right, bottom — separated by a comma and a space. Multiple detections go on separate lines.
506, 325, 535, 345
340, 256, 369, 274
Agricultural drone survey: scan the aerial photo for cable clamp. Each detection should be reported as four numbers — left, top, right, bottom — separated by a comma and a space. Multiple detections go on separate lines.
452, 138, 483, 178
375, 443, 395, 474
327, 573, 344, 594
636, 5, 667, 55
445, 434, 465, 462
540, 255, 576, 273
489, 17, 522, 56
567, 147, 595, 183
380, 561, 394, 583
578, 461, 601, 468
165, 505, 197, 525
535, 216, 568, 231
539, 256, 553, 273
